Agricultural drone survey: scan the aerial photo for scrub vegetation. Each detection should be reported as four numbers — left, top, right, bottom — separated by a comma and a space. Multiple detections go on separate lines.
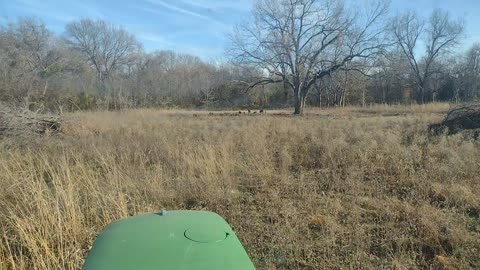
1, 103, 480, 269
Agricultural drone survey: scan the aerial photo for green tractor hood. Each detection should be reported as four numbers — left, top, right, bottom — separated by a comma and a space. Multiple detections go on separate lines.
82, 210, 255, 270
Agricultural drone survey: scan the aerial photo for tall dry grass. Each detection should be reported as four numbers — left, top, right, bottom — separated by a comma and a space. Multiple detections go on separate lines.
1, 104, 479, 269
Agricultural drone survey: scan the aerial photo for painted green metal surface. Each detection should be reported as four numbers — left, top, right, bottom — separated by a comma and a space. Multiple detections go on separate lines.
82, 210, 255, 270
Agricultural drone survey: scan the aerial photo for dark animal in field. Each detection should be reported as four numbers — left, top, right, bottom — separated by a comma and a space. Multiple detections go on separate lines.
260, 109, 264, 114
248, 109, 251, 114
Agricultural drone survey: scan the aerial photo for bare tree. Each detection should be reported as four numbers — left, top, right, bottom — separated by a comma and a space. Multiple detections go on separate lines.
391, 9, 464, 103
0, 18, 66, 107
464, 44, 480, 99
230, 0, 390, 114
64, 19, 142, 95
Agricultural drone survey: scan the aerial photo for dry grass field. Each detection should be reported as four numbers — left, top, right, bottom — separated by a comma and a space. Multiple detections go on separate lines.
1, 103, 480, 269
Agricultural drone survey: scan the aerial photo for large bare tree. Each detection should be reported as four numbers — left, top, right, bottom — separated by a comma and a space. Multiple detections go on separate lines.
64, 19, 141, 94
391, 9, 464, 103
230, 0, 390, 114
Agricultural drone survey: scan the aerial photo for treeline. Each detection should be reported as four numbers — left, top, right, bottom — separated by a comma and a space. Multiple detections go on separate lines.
0, 5, 479, 112
309, 42, 480, 107
0, 18, 279, 112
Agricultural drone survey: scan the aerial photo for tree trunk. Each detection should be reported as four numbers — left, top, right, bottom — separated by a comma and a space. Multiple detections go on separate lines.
362, 89, 366, 107
42, 79, 48, 97
342, 69, 348, 107
418, 83, 425, 104
284, 81, 289, 104
294, 91, 306, 115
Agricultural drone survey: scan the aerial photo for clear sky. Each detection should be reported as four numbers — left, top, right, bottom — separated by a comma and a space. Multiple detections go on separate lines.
1, 0, 480, 60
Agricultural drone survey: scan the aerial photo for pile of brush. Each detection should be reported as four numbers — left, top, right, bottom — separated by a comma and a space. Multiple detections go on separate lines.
429, 104, 480, 136
0, 102, 61, 137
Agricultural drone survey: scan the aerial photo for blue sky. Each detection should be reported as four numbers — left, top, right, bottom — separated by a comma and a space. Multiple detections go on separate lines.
1, 0, 480, 60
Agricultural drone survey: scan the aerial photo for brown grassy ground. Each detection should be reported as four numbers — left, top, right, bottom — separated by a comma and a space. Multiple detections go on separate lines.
1, 103, 479, 269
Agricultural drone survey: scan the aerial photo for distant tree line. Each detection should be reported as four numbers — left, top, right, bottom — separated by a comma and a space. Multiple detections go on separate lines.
0, 1, 479, 113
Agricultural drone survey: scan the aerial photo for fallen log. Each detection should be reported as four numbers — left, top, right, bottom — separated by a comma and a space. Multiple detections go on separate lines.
429, 104, 480, 135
